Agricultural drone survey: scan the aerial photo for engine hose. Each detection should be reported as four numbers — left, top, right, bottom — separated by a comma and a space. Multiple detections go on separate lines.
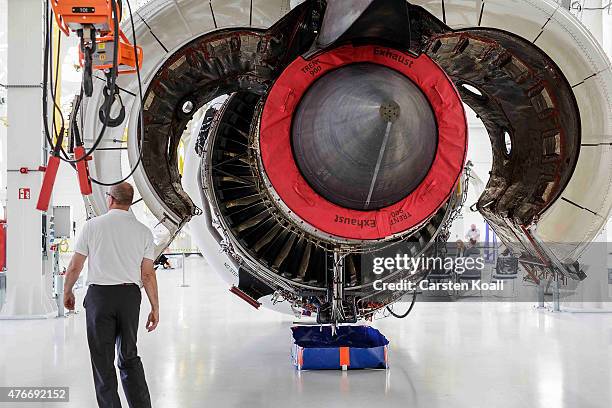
386, 288, 418, 319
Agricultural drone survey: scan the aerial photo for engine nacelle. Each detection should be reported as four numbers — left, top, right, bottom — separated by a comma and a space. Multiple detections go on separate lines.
81, 0, 612, 322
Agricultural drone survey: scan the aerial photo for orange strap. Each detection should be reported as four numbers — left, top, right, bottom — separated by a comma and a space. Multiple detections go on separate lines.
339, 347, 350, 367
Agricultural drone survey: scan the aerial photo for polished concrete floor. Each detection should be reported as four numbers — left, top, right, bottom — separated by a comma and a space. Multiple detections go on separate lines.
1, 257, 611, 407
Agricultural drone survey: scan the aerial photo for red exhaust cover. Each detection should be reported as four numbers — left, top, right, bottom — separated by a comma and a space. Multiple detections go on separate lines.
259, 44, 468, 240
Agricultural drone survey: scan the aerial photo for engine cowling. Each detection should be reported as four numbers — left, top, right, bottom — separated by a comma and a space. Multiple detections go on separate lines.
80, 0, 612, 322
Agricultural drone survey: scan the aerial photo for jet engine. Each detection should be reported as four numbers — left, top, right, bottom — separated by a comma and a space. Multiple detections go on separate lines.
80, 0, 612, 324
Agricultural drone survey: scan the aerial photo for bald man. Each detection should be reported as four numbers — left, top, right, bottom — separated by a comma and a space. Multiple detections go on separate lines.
64, 182, 158, 408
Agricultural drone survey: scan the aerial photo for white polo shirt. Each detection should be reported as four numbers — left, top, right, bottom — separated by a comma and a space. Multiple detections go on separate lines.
74, 209, 156, 286
465, 228, 481, 242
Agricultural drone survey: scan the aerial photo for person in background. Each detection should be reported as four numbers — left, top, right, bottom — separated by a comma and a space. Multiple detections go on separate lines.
455, 239, 466, 257
465, 224, 481, 247
63, 182, 159, 408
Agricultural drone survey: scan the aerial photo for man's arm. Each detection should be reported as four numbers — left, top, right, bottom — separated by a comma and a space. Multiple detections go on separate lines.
141, 259, 159, 332
63, 253, 87, 310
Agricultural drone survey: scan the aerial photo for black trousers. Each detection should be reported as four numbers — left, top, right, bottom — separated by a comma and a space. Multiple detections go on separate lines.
84, 284, 152, 408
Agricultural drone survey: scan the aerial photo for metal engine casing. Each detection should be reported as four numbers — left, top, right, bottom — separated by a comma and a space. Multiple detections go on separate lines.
80, 0, 612, 319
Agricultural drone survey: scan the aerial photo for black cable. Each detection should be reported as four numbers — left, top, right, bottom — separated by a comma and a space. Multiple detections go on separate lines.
386, 288, 418, 319
42, 0, 144, 187
43, 0, 72, 168
49, 23, 65, 141
45, 1, 69, 151
42, 0, 56, 150
59, 0, 120, 164
43, 0, 121, 165
69, 89, 84, 153
89, 0, 144, 186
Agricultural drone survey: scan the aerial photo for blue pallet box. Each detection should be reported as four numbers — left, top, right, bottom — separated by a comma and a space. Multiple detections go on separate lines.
291, 325, 389, 370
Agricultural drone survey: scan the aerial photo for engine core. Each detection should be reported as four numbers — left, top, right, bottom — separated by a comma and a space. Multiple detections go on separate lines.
291, 62, 438, 211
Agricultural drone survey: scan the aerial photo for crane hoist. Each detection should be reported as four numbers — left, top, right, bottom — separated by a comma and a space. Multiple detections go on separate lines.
37, 0, 143, 212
